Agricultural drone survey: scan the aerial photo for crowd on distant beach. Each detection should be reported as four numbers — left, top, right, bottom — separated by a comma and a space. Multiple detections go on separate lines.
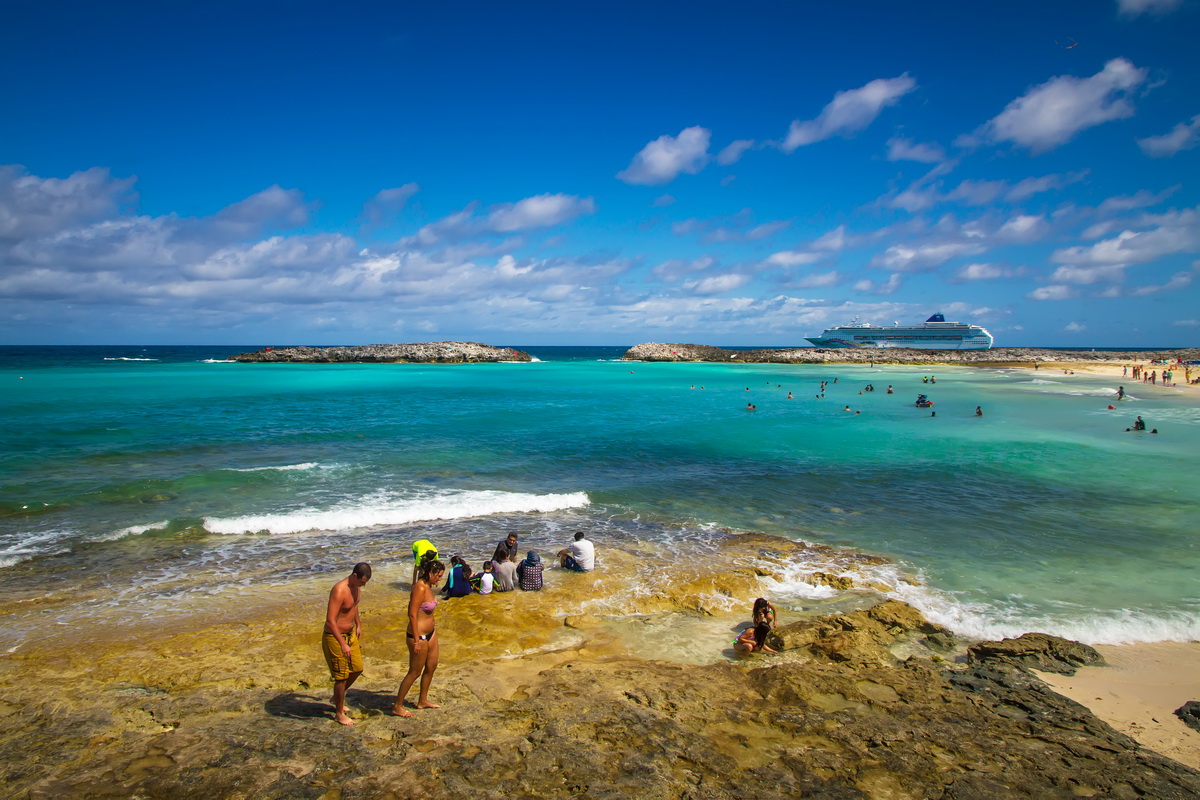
319, 531, 596, 724
1123, 361, 1196, 386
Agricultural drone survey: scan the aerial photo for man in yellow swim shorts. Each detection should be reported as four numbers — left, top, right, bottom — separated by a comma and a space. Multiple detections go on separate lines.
323, 562, 370, 725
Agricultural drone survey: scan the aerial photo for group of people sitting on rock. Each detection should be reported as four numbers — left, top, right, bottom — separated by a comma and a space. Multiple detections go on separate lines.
411, 531, 595, 597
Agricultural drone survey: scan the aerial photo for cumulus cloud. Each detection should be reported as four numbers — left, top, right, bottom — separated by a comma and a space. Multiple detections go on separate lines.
212, 185, 313, 238
853, 273, 903, 295
954, 262, 1022, 281
794, 270, 840, 288
1138, 115, 1200, 157
1064, 322, 1086, 332
617, 126, 711, 185
717, 139, 756, 166
1052, 207, 1200, 268
871, 241, 984, 272
362, 184, 419, 223
781, 74, 917, 153
884, 170, 1085, 212
1117, 0, 1181, 16
683, 273, 751, 295
974, 59, 1148, 153
672, 209, 790, 243
1128, 270, 1193, 296
765, 250, 823, 267
1028, 285, 1075, 300
886, 137, 945, 163
1050, 264, 1127, 284
407, 194, 596, 246
0, 166, 135, 241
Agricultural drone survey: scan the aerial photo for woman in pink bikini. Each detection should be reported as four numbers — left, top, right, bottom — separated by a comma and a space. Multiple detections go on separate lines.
392, 553, 445, 716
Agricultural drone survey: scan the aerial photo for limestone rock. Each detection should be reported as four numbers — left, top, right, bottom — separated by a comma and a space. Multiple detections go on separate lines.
1176, 700, 1200, 733
769, 600, 948, 664
621, 343, 1200, 366
966, 632, 1106, 675
230, 342, 532, 363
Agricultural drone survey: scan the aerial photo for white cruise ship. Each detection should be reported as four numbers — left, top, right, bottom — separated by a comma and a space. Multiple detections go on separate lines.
806, 314, 994, 350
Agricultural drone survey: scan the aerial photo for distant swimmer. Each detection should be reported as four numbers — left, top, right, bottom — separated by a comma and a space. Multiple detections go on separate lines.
1117, 386, 1125, 400
844, 405, 851, 412
746, 403, 756, 411
1132, 416, 1146, 431
786, 392, 793, 399
886, 385, 894, 394
975, 406, 983, 417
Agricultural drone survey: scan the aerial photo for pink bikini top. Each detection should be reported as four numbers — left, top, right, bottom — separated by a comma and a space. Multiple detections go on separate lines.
419, 599, 437, 613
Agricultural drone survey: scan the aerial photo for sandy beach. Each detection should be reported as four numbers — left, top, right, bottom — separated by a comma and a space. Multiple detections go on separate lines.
1036, 642, 1200, 770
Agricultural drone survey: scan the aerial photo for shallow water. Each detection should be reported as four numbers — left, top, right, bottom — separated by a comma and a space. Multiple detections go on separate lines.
1, 346, 1197, 650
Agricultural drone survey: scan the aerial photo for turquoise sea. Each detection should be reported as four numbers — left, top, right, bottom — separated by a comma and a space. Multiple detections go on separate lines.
1, 345, 1198, 651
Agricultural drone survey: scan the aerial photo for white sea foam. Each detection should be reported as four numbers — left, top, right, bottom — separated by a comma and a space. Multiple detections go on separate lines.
202, 489, 591, 535
201, 359, 234, 363
103, 357, 158, 361
227, 463, 320, 473
760, 548, 1200, 646
0, 529, 77, 569
93, 521, 171, 542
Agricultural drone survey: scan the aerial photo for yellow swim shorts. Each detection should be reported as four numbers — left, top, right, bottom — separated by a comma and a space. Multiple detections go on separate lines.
322, 628, 363, 681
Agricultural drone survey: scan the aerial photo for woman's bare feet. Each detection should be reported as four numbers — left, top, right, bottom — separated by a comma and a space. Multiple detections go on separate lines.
389, 703, 414, 717
415, 701, 440, 710
335, 712, 356, 726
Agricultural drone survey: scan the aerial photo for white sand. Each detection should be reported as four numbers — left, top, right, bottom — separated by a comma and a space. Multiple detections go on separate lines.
1035, 641, 1200, 770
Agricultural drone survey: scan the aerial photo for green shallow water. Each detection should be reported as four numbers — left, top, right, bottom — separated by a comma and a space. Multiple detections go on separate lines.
1, 346, 1197, 645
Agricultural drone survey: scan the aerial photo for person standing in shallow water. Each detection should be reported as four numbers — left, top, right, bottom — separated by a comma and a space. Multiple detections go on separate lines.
392, 554, 444, 717
323, 562, 371, 725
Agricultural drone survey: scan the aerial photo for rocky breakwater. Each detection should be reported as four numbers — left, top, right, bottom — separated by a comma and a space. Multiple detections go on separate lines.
624, 342, 1200, 365
231, 341, 532, 363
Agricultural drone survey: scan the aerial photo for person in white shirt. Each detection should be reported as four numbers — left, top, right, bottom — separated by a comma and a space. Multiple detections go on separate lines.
493, 558, 517, 591
557, 531, 595, 572
478, 560, 495, 594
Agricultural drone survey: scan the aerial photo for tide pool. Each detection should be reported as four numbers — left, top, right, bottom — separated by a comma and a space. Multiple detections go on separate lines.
1, 345, 1197, 648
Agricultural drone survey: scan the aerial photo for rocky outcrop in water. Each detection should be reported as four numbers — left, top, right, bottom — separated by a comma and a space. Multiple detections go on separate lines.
230, 342, 532, 363
623, 343, 1200, 364
967, 632, 1106, 675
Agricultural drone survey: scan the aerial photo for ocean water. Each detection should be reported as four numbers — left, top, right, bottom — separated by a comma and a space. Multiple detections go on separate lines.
1, 345, 1197, 650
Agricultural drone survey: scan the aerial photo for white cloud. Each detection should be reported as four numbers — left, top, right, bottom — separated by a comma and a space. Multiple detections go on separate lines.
956, 262, 1014, 280
812, 225, 849, 251
765, 250, 823, 267
794, 270, 840, 288
1117, 0, 1181, 16
871, 241, 983, 271
1064, 322, 1086, 332
617, 126, 712, 185
1028, 285, 1075, 300
0, 166, 135, 240
362, 184, 419, 223
1097, 186, 1178, 214
212, 185, 312, 237
407, 194, 596, 245
1173, 319, 1199, 327
487, 194, 597, 232
1129, 270, 1193, 296
1052, 209, 1200, 267
975, 59, 1148, 153
717, 139, 756, 166
651, 256, 717, 282
683, 273, 752, 295
1138, 115, 1200, 158
781, 74, 917, 152
886, 137, 945, 163
854, 273, 903, 295
1050, 264, 1127, 284
652, 194, 676, 207
997, 214, 1049, 242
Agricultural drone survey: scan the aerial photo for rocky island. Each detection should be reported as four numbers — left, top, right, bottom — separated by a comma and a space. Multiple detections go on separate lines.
623, 343, 1200, 365
231, 342, 532, 363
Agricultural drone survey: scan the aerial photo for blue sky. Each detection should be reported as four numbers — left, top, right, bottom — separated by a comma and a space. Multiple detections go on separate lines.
2, 0, 1198, 346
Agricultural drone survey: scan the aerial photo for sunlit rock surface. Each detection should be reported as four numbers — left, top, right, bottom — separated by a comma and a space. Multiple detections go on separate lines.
231, 342, 532, 363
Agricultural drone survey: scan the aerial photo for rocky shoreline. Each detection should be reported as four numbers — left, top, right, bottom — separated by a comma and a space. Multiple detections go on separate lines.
623, 343, 1200, 365
5, 597, 1198, 799
230, 342, 532, 363
3, 526, 1199, 799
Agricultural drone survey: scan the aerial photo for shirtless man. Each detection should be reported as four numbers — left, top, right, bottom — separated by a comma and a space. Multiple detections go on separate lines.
322, 562, 371, 725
